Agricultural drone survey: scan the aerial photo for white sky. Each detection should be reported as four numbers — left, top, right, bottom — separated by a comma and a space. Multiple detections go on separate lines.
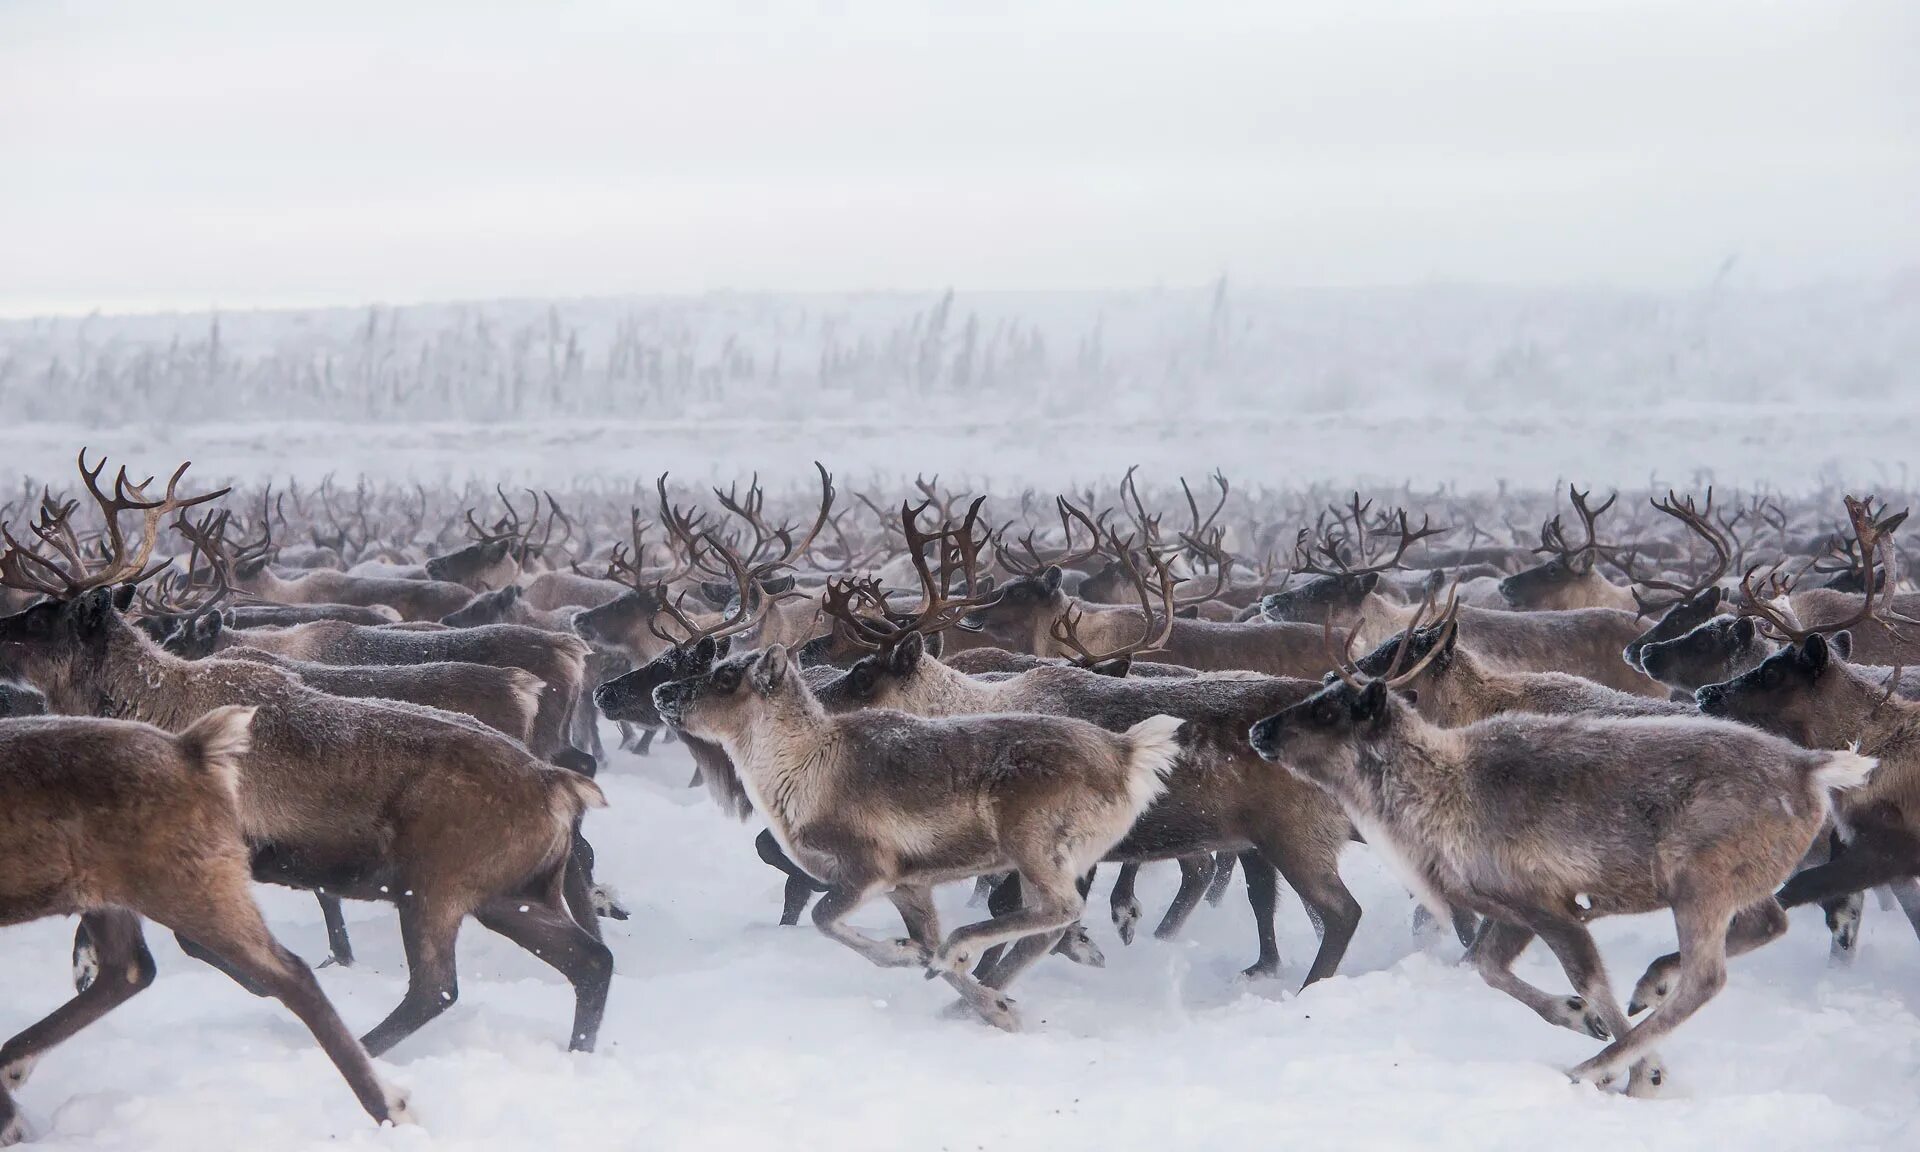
2, 0, 1916, 316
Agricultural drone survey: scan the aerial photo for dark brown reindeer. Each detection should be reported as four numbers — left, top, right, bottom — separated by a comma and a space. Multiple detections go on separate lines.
1249, 602, 1874, 1097
0, 458, 613, 1058
651, 639, 1184, 1031
0, 708, 413, 1142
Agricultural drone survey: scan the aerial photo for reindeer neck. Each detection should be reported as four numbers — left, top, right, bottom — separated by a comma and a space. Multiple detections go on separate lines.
94, 619, 203, 730
911, 656, 1004, 716
723, 690, 838, 830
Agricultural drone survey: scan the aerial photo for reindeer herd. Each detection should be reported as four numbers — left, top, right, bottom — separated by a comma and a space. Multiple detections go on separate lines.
3, 452, 1919, 1142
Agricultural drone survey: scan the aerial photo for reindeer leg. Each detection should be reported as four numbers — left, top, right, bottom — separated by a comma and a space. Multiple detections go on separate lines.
756, 829, 826, 926
929, 868, 1084, 986
1239, 850, 1283, 978
357, 899, 466, 1058
812, 882, 928, 968
1256, 834, 1359, 988
1467, 919, 1612, 1039
1204, 851, 1238, 906
1153, 854, 1215, 941
475, 894, 615, 1053
317, 893, 356, 969
973, 872, 1023, 978
2, 912, 153, 1104
1886, 878, 1920, 942
1110, 862, 1144, 944
1629, 898, 1785, 1016
1527, 914, 1655, 1092
1573, 897, 1740, 1095
148, 887, 409, 1125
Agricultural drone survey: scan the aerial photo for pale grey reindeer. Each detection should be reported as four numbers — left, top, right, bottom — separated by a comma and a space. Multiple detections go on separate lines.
651, 641, 1184, 1031
1248, 602, 1873, 1097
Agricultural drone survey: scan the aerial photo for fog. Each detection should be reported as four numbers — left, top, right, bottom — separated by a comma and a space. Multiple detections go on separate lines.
3, 0, 1916, 316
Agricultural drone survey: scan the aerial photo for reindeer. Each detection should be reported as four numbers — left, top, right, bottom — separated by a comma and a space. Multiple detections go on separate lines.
0, 456, 612, 1058
0, 708, 414, 1141
1496, 487, 1640, 611
651, 638, 1184, 1030
1248, 599, 1874, 1096
1349, 604, 1696, 727
798, 515, 1362, 981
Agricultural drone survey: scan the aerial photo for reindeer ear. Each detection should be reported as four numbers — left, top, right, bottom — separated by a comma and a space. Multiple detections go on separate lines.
195, 611, 224, 643
699, 581, 736, 607
923, 630, 946, 659
753, 645, 790, 692
713, 635, 733, 659
1700, 585, 1723, 609
1828, 630, 1853, 662
498, 584, 522, 604
236, 555, 269, 578
758, 574, 796, 597
112, 584, 137, 612
1397, 688, 1420, 706
1732, 616, 1757, 645
1354, 678, 1389, 718
1090, 656, 1133, 678
888, 631, 924, 675
1801, 633, 1831, 672
691, 635, 718, 665
1040, 566, 1064, 594
1363, 572, 1385, 595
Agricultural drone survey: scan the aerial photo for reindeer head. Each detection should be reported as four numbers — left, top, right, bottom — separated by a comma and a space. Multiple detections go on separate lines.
1696, 493, 1910, 746
1248, 587, 1457, 793
1637, 612, 1770, 692
1498, 486, 1618, 610
1695, 633, 1862, 748
652, 644, 805, 744
595, 634, 730, 726
1259, 572, 1379, 627
425, 537, 519, 591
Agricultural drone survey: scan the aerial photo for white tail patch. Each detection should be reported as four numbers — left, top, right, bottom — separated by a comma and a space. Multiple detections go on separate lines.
178, 705, 258, 803
1121, 714, 1184, 817
1814, 747, 1876, 794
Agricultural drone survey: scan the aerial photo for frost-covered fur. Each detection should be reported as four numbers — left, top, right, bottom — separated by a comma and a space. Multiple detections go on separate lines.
653, 642, 1181, 1030
810, 634, 1356, 983
1250, 681, 1865, 1096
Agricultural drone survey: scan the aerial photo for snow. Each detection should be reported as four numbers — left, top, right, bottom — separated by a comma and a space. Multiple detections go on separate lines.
4, 733, 1918, 1151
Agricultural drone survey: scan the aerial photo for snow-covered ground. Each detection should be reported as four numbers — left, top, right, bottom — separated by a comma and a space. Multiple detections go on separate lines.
4, 733, 1917, 1151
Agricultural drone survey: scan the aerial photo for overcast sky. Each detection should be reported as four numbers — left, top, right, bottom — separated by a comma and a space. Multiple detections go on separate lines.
2, 0, 1915, 316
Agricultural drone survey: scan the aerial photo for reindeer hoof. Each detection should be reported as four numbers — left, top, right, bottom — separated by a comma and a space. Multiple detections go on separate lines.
1628, 961, 1677, 1016
1239, 959, 1282, 981
1625, 1059, 1668, 1098
1054, 926, 1105, 968
72, 936, 100, 993
1548, 996, 1612, 1040
1, 1057, 37, 1092
1113, 900, 1141, 945
590, 885, 630, 921
381, 1085, 418, 1127
973, 995, 1021, 1032
317, 954, 352, 970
